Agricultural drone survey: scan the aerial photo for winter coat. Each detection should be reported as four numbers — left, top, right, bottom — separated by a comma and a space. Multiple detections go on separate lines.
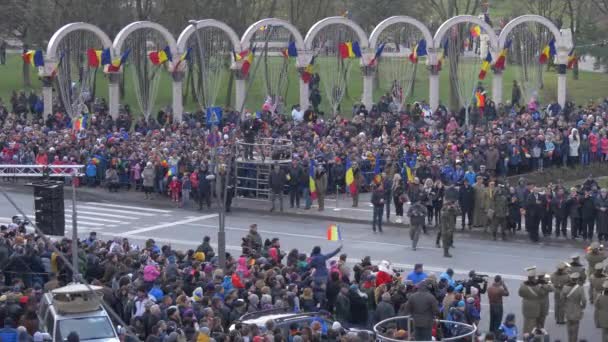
403, 286, 439, 328
269, 169, 286, 194
142, 166, 155, 187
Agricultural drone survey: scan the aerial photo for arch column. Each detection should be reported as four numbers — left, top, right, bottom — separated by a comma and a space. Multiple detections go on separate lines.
361, 53, 375, 110
297, 52, 312, 110
233, 66, 247, 113
492, 70, 503, 105
427, 48, 440, 110
107, 72, 121, 119
556, 46, 569, 107
41, 76, 53, 118
172, 71, 184, 122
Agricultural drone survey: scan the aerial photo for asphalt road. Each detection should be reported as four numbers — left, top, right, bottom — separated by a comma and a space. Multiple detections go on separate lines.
0, 189, 599, 341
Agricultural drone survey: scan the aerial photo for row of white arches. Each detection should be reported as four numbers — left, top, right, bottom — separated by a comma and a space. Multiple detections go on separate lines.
41, 14, 572, 120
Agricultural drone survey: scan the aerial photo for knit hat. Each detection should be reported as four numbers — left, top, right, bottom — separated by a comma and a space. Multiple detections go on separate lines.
194, 252, 206, 262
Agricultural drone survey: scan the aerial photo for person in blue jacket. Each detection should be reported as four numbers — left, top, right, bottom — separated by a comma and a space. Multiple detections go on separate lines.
85, 160, 97, 187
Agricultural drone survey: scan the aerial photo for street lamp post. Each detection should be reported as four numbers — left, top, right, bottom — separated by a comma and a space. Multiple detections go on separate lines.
71, 176, 79, 282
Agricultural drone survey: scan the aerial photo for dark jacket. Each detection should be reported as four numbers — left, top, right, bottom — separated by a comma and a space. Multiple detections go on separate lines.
375, 300, 396, 323
459, 185, 475, 210
404, 286, 440, 328
371, 188, 385, 207
287, 165, 303, 188
581, 195, 597, 219
269, 168, 286, 194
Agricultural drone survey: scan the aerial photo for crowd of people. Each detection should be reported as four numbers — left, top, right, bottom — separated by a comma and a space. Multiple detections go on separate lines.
1, 89, 608, 242
0, 217, 607, 342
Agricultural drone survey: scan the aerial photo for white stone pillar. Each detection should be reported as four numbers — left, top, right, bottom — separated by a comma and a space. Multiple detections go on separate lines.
557, 72, 567, 108
299, 78, 310, 110
555, 46, 569, 108
361, 64, 376, 110
108, 73, 120, 119
429, 70, 439, 110
492, 71, 503, 105
235, 76, 247, 113
172, 71, 184, 122
42, 77, 53, 118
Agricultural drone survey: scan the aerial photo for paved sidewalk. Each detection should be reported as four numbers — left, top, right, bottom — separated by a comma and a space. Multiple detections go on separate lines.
0, 180, 588, 247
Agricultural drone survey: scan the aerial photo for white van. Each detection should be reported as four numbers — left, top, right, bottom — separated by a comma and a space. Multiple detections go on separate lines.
37, 284, 120, 342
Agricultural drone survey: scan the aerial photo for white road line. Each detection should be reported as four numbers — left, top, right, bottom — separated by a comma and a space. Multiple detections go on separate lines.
64, 214, 122, 223
64, 218, 105, 226
73, 210, 134, 219
98, 232, 527, 281
119, 214, 218, 236
86, 202, 172, 213
74, 205, 156, 216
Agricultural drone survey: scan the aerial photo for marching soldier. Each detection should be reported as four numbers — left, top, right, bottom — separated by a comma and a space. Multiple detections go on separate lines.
590, 263, 607, 303
536, 272, 554, 329
519, 267, 541, 335
568, 255, 587, 283
594, 280, 608, 342
488, 183, 509, 241
561, 272, 586, 342
407, 197, 427, 251
586, 241, 607, 277
551, 262, 570, 324
440, 200, 460, 258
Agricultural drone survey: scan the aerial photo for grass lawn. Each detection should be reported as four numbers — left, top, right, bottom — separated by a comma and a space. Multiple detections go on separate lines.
3, 52, 608, 116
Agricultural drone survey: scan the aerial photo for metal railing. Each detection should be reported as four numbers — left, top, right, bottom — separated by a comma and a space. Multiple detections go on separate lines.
373, 316, 477, 341
0, 164, 84, 177
235, 138, 293, 163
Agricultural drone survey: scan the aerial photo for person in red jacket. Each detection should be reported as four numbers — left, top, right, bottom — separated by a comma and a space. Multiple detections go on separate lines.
375, 260, 394, 287
169, 176, 181, 203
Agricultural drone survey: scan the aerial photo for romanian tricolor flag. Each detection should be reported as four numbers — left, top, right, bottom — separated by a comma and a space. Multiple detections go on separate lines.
167, 165, 177, 177
73, 114, 88, 131
287, 41, 298, 57
470, 25, 481, 38
301, 56, 315, 83
539, 38, 556, 64
493, 39, 512, 71
567, 48, 578, 69
173, 47, 193, 70
23, 50, 44, 67
338, 42, 362, 59
107, 49, 130, 72
368, 42, 385, 66
478, 52, 492, 80
345, 157, 356, 194
373, 153, 382, 184
475, 90, 485, 108
326, 224, 342, 241
404, 162, 414, 183
309, 160, 317, 200
236, 48, 255, 76
148, 46, 173, 65
87, 48, 102, 68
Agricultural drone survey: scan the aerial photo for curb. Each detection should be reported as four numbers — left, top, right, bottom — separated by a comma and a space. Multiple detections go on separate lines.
1, 182, 588, 248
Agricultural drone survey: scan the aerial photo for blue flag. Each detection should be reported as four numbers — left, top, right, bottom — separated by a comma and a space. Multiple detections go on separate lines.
206, 107, 223, 126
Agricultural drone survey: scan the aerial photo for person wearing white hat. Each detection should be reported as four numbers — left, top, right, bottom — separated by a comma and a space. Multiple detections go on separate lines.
594, 280, 608, 342
519, 266, 541, 335
551, 262, 571, 324
561, 272, 586, 342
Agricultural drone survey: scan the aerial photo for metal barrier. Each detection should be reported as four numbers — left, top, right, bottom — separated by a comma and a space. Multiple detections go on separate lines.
373, 316, 476, 341
0, 164, 84, 177
235, 138, 293, 164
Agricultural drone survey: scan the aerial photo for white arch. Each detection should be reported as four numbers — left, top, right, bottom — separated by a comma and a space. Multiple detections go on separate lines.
113, 21, 178, 57
369, 16, 433, 50
177, 19, 241, 55
498, 14, 563, 48
241, 18, 305, 51
304, 16, 369, 50
433, 15, 498, 50
47, 22, 112, 62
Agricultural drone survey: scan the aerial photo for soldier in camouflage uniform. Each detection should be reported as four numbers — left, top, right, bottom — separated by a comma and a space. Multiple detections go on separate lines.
488, 183, 509, 241
551, 262, 570, 324
590, 263, 607, 303
594, 280, 608, 342
440, 200, 460, 258
519, 267, 541, 335
561, 272, 586, 342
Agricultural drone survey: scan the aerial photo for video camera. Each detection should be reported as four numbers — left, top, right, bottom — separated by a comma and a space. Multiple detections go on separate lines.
470, 273, 489, 284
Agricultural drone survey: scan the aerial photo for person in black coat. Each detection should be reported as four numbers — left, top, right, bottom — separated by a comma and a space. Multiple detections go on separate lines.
507, 188, 521, 234
197, 165, 212, 210
268, 161, 286, 212
287, 160, 303, 208
581, 189, 597, 240
459, 179, 475, 230
348, 284, 369, 326
539, 189, 553, 237
565, 189, 582, 239
552, 188, 569, 238
525, 187, 543, 242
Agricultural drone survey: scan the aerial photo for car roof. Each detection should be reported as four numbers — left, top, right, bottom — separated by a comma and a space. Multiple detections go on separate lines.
42, 293, 109, 320
239, 310, 322, 328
